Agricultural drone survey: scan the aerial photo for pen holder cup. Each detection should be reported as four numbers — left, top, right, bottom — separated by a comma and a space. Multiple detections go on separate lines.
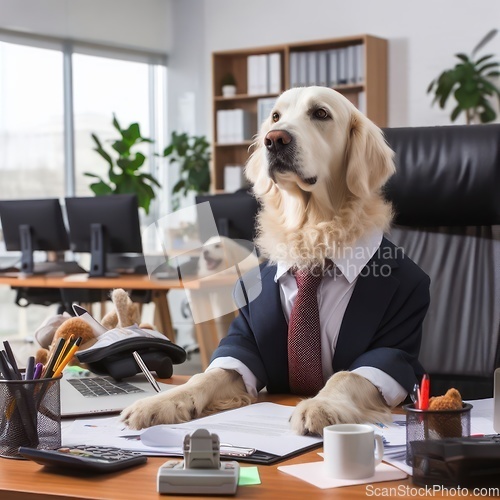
403, 403, 472, 466
0, 376, 61, 459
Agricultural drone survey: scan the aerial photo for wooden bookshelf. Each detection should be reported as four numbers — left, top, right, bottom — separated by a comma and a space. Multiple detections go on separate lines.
212, 34, 387, 192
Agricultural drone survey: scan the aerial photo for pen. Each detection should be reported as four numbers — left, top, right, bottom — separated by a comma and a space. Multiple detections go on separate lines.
33, 363, 43, 380
410, 383, 419, 406
419, 374, 430, 410
25, 356, 35, 380
0, 351, 39, 445
3, 341, 21, 379
52, 337, 82, 378
133, 351, 161, 393
0, 351, 15, 380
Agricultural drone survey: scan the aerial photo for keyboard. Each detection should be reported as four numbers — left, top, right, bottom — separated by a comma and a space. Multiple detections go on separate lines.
67, 377, 145, 398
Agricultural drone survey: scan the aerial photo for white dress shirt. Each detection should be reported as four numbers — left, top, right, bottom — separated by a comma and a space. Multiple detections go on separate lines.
207, 230, 407, 407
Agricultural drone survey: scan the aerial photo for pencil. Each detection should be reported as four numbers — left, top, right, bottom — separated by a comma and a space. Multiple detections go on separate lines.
52, 337, 82, 378
42, 337, 66, 378
52, 335, 75, 375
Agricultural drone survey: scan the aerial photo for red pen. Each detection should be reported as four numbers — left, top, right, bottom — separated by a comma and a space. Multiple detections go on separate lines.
419, 374, 430, 410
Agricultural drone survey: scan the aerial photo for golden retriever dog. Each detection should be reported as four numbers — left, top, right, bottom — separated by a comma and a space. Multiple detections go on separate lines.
122, 87, 411, 434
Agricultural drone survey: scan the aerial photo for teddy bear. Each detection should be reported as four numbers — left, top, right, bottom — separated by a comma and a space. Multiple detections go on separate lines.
35, 288, 155, 367
427, 388, 464, 438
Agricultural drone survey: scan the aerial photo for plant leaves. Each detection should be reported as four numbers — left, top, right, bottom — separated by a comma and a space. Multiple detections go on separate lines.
472, 29, 498, 56
455, 53, 470, 63
89, 180, 114, 196
479, 99, 496, 122
450, 105, 462, 122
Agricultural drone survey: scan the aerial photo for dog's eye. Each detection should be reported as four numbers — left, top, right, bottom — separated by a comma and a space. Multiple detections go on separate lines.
272, 112, 280, 123
312, 108, 330, 120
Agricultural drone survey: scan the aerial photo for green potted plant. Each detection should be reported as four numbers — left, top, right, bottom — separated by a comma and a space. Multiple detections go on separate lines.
221, 73, 237, 97
161, 131, 211, 211
85, 115, 161, 214
427, 29, 500, 124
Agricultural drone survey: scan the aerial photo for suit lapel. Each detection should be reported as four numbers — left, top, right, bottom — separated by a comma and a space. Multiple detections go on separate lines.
249, 265, 290, 392
332, 238, 400, 372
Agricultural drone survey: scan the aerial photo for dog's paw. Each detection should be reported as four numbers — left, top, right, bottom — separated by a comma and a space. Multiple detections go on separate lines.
290, 397, 351, 436
121, 390, 197, 429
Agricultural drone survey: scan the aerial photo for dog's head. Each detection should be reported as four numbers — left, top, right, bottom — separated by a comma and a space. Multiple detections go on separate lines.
247, 86, 394, 200
199, 237, 226, 275
197, 236, 257, 278
245, 87, 395, 267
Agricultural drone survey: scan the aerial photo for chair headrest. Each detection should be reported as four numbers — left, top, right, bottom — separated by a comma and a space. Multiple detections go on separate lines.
383, 124, 500, 226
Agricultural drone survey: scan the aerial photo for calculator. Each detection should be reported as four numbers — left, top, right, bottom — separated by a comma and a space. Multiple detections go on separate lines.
18, 445, 147, 473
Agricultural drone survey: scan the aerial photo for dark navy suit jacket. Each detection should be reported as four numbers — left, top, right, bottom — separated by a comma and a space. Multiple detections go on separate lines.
211, 238, 430, 394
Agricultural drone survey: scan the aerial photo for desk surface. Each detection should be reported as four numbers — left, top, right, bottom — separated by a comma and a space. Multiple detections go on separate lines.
0, 272, 237, 291
0, 273, 184, 291
0, 376, 434, 500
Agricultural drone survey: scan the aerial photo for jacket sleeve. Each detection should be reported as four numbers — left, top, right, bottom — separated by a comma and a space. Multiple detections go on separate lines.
348, 273, 430, 393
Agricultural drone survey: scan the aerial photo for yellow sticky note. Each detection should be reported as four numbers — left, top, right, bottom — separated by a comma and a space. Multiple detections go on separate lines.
238, 466, 261, 486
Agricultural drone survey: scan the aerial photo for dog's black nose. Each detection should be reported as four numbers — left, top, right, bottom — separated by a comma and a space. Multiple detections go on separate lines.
265, 130, 292, 151
203, 250, 210, 258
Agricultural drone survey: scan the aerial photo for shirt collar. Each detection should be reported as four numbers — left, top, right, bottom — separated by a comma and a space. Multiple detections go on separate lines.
275, 230, 383, 284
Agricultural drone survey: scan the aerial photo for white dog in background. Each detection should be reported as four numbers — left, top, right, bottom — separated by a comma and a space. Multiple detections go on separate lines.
122, 86, 426, 434
191, 235, 259, 341
197, 236, 256, 278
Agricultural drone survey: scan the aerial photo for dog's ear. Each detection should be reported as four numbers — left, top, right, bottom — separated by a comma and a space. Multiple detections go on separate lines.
345, 111, 395, 199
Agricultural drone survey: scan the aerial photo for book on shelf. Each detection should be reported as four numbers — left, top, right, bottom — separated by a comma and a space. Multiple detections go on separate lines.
337, 47, 348, 84
290, 52, 299, 87
224, 165, 248, 192
258, 97, 277, 127
298, 52, 307, 86
217, 109, 256, 144
355, 44, 364, 83
328, 49, 338, 87
247, 53, 281, 95
268, 52, 281, 94
307, 51, 318, 86
317, 50, 329, 87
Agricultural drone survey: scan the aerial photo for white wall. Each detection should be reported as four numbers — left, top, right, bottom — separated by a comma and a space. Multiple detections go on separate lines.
0, 0, 172, 52
168, 0, 500, 130
2, 0, 500, 131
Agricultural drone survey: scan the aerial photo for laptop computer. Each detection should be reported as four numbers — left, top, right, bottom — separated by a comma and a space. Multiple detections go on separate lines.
60, 374, 176, 418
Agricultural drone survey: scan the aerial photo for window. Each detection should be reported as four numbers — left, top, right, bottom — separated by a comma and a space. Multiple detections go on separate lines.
73, 54, 151, 197
0, 32, 167, 338
0, 42, 64, 199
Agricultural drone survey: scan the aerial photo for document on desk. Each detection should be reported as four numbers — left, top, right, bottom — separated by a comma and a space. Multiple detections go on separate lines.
63, 403, 322, 463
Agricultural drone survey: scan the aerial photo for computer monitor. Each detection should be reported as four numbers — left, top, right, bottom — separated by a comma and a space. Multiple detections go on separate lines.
195, 190, 260, 244
65, 194, 143, 277
0, 198, 70, 275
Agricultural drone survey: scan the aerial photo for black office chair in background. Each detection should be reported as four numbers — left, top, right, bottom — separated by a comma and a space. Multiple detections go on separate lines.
384, 124, 500, 399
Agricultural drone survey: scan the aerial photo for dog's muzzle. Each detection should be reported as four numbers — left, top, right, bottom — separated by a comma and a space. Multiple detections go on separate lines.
264, 129, 317, 185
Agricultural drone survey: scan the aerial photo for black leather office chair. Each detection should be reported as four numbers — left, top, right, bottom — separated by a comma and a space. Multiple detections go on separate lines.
384, 124, 500, 399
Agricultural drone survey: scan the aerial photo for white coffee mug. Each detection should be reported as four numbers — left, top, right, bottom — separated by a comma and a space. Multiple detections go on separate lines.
323, 423, 384, 479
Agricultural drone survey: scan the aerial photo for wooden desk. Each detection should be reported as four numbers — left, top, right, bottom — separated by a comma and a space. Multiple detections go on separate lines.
0, 273, 224, 369
0, 377, 421, 500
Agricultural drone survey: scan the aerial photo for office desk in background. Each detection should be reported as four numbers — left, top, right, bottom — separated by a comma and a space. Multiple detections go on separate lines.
0, 273, 228, 369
